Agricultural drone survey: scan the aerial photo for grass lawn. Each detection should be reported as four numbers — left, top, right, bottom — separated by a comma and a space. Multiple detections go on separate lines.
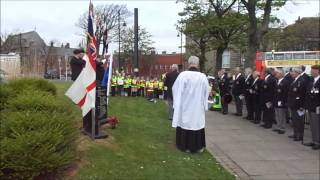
54, 81, 235, 180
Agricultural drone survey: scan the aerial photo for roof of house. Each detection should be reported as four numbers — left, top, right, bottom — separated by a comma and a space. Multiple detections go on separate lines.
3, 31, 46, 49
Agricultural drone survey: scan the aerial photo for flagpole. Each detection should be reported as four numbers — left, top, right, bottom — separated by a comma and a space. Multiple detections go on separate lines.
89, 0, 96, 140
106, 53, 113, 105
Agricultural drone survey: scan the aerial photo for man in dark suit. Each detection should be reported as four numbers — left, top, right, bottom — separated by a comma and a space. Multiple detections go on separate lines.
303, 65, 320, 150
284, 68, 294, 123
260, 68, 277, 129
70, 49, 86, 81
232, 67, 245, 116
244, 68, 254, 120
250, 71, 263, 124
287, 67, 307, 142
301, 65, 313, 84
164, 64, 179, 120
273, 68, 290, 134
218, 69, 230, 114
284, 68, 294, 84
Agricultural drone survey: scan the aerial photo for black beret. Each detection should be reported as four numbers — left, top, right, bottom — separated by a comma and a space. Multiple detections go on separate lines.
73, 48, 85, 54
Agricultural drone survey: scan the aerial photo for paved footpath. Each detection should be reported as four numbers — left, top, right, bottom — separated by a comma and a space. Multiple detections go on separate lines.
205, 105, 319, 180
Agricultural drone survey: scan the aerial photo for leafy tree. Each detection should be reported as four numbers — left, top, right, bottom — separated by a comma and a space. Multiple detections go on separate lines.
178, 0, 248, 72
278, 17, 320, 51
240, 0, 286, 67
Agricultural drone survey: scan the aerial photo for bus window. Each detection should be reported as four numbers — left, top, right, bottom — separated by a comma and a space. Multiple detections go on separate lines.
284, 53, 292, 60
293, 53, 304, 60
305, 52, 317, 59
274, 53, 284, 60
265, 53, 273, 60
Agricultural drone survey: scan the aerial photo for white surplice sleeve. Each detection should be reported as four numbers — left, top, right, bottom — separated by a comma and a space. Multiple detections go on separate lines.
203, 76, 210, 111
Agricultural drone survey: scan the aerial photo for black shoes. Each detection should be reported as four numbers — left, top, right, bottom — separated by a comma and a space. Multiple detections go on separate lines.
293, 137, 302, 141
288, 135, 296, 138
303, 142, 320, 150
303, 142, 315, 147
264, 125, 272, 129
233, 113, 242, 116
312, 145, 320, 150
260, 124, 272, 129
272, 129, 285, 134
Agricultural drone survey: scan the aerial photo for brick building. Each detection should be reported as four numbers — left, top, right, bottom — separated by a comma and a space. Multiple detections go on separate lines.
113, 52, 185, 78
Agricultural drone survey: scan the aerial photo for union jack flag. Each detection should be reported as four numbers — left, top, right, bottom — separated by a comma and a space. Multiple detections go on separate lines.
87, 2, 97, 71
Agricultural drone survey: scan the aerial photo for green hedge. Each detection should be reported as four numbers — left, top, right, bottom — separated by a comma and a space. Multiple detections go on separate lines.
0, 78, 78, 179
6, 78, 57, 96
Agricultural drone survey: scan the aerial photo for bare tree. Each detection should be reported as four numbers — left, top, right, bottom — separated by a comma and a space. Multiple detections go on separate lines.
76, 4, 132, 55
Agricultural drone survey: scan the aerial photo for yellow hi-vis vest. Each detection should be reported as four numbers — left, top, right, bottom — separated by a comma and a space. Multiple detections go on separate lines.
132, 79, 137, 87
153, 81, 159, 89
139, 80, 146, 88
111, 77, 117, 87
124, 78, 132, 88
147, 81, 154, 91
158, 82, 164, 90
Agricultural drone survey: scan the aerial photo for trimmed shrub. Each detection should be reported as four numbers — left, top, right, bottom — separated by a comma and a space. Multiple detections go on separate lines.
7, 78, 56, 96
0, 78, 78, 179
0, 85, 14, 111
5, 91, 69, 114
0, 111, 77, 179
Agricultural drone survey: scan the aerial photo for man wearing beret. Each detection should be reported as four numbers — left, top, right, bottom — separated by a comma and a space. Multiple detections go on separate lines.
260, 68, 277, 129
303, 65, 320, 150
70, 49, 86, 81
218, 69, 231, 115
287, 67, 307, 142
232, 67, 245, 116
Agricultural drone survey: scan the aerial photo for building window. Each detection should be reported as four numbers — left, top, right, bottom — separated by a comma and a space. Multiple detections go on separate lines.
222, 49, 230, 68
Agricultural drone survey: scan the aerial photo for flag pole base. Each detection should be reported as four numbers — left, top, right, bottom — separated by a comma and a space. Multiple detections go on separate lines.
82, 129, 108, 139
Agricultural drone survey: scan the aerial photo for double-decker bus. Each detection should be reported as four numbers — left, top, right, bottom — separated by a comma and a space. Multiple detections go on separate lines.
255, 51, 320, 76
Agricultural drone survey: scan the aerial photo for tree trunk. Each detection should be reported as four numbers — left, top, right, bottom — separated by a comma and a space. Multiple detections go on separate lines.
242, 0, 273, 68
215, 47, 226, 72
199, 47, 206, 72
245, 0, 258, 68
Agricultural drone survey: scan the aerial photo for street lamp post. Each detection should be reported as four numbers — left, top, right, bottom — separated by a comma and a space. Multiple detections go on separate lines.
118, 10, 121, 70
118, 10, 126, 72
58, 58, 61, 80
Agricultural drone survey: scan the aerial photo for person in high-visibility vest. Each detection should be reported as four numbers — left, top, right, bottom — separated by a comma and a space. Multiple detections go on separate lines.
158, 80, 164, 99
153, 78, 159, 99
212, 91, 222, 111
139, 76, 146, 97
117, 74, 124, 96
111, 75, 117, 96
147, 77, 154, 101
124, 75, 132, 96
131, 77, 138, 97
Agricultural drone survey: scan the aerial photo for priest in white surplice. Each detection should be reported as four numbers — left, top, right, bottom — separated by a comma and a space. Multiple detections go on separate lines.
172, 56, 210, 153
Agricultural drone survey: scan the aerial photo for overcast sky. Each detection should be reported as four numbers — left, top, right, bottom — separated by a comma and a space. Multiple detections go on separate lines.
1, 0, 319, 53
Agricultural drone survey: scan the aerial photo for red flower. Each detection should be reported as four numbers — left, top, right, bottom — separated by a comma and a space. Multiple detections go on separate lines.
107, 116, 120, 125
